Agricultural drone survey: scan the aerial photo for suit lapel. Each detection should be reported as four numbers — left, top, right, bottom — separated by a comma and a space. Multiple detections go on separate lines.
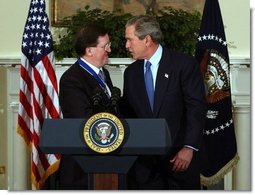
153, 49, 171, 116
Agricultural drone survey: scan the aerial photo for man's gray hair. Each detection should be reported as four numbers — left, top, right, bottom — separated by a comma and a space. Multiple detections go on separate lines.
126, 15, 162, 43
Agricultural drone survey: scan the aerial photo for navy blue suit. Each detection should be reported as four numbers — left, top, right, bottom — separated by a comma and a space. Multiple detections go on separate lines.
121, 48, 207, 189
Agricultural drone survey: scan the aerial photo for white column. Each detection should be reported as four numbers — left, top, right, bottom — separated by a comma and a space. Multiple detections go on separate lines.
232, 106, 251, 190
8, 102, 31, 190
229, 64, 251, 190
7, 66, 31, 190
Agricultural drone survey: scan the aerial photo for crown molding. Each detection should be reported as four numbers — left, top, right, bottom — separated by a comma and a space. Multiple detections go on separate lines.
0, 57, 250, 66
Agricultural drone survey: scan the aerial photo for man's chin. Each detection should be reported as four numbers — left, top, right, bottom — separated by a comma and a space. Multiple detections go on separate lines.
131, 55, 137, 60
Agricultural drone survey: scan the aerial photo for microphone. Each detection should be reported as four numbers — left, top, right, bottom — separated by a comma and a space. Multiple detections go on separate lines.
110, 87, 121, 115
92, 87, 103, 107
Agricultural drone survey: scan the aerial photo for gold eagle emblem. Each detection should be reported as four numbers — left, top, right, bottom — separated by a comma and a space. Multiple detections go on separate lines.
96, 122, 113, 144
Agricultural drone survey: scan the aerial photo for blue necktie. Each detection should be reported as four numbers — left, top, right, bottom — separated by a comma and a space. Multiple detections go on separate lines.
144, 61, 154, 111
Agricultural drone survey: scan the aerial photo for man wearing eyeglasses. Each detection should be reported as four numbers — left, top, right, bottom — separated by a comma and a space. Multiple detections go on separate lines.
57, 24, 114, 190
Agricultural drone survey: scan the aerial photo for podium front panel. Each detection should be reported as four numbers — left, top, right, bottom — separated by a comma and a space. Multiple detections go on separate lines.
40, 118, 171, 155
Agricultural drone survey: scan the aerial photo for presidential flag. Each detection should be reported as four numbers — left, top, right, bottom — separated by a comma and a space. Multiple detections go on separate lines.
195, 0, 239, 186
17, 0, 61, 189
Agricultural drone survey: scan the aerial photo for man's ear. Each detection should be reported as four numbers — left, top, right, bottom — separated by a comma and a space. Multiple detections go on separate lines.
145, 35, 152, 46
86, 47, 93, 56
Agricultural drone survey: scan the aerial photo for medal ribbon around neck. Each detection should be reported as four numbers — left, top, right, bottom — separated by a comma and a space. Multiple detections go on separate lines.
78, 59, 107, 90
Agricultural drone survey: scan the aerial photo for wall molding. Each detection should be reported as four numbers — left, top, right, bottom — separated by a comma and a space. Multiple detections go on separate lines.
0, 57, 251, 66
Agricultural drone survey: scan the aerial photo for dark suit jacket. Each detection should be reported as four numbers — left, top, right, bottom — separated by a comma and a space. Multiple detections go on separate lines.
58, 61, 113, 189
121, 47, 206, 184
59, 61, 113, 118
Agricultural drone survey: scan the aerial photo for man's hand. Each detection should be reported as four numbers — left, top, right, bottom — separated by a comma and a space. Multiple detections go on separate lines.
170, 147, 193, 172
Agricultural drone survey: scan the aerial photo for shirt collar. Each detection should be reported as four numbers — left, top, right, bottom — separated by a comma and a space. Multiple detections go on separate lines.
80, 57, 101, 74
145, 44, 163, 67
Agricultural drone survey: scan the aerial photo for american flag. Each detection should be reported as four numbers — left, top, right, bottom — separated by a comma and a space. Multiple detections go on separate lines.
17, 0, 61, 189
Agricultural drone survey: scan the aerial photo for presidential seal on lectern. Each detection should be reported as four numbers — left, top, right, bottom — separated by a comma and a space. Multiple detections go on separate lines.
83, 112, 124, 153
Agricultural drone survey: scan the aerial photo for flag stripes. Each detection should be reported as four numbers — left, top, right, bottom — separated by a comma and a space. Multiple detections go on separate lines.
18, 0, 61, 189
18, 52, 61, 189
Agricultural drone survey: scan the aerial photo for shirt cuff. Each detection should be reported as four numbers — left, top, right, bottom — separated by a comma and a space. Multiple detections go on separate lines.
184, 145, 199, 152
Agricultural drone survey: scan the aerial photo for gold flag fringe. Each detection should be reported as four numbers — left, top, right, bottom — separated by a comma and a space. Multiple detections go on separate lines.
17, 124, 60, 190
32, 159, 60, 190
201, 153, 240, 187
17, 124, 32, 150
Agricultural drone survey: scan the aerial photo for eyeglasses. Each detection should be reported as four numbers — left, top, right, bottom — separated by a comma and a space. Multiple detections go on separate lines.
92, 42, 111, 51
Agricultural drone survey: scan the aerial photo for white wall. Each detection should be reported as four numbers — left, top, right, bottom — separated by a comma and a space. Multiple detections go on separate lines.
0, 0, 251, 59
219, 0, 250, 59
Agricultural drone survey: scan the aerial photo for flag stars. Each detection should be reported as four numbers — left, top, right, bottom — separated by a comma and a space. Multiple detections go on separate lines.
197, 34, 227, 47
35, 48, 41, 55
32, 15, 37, 21
43, 17, 47, 23
40, 33, 44, 38
44, 42, 50, 48
46, 34, 51, 40
25, 25, 30, 31
37, 16, 42, 22
23, 33, 29, 39
32, 0, 39, 5
22, 42, 28, 48
38, 41, 43, 47
204, 119, 233, 135
22, 0, 52, 65
33, 7, 38, 13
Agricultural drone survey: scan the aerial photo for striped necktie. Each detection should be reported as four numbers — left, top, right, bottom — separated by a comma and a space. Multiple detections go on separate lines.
98, 70, 106, 82
144, 61, 154, 111
98, 70, 110, 98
